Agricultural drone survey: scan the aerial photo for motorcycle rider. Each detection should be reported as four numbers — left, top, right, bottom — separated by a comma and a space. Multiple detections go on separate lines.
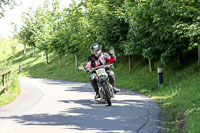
84, 43, 120, 99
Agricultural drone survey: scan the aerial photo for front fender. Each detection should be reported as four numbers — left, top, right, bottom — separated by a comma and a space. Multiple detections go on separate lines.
100, 77, 107, 82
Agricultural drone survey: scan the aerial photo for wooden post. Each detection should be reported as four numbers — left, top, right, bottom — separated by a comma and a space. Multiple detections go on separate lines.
0, 69, 11, 93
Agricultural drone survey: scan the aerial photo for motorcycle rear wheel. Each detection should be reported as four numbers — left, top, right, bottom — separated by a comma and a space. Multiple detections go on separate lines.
102, 82, 111, 106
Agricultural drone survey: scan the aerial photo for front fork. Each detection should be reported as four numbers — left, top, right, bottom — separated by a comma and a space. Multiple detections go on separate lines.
98, 77, 114, 100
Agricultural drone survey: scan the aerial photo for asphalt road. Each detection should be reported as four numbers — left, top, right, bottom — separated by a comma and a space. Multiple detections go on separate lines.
0, 77, 161, 133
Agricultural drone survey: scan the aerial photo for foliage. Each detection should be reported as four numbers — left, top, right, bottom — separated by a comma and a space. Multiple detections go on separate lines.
124, 0, 200, 64
17, 7, 37, 48
84, 0, 129, 52
35, 0, 53, 52
173, 0, 200, 47
17, 0, 200, 64
64, 2, 85, 54
0, 0, 16, 18
49, 0, 66, 56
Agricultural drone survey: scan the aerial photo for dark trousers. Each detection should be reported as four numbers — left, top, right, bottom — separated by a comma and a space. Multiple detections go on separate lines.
89, 70, 115, 94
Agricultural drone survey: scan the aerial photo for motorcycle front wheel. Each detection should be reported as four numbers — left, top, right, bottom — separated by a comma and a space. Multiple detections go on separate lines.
102, 82, 111, 106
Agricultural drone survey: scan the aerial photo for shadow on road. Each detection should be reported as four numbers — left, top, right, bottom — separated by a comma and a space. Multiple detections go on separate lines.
0, 98, 159, 132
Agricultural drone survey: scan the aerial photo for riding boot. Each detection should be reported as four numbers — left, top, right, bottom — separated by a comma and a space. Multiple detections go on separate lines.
107, 71, 120, 94
89, 75, 100, 99
110, 82, 120, 94
92, 85, 100, 99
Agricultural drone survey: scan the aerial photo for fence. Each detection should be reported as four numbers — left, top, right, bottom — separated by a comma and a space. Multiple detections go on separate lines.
0, 69, 11, 93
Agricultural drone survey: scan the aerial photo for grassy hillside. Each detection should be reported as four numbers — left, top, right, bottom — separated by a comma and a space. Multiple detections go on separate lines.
0, 39, 200, 132
0, 39, 20, 107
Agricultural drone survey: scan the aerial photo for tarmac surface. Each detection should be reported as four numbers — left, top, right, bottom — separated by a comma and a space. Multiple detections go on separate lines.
0, 76, 161, 133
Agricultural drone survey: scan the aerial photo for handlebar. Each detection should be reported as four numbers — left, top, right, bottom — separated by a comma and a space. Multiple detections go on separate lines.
88, 64, 114, 73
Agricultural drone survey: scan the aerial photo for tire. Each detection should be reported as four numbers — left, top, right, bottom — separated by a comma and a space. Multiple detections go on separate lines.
102, 82, 111, 106
108, 84, 114, 98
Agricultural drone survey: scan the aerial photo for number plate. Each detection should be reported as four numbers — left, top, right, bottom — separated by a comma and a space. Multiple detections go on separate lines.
96, 68, 106, 75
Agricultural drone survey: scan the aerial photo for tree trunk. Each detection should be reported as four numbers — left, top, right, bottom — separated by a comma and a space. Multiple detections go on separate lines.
46, 51, 48, 65
41, 51, 44, 59
24, 45, 26, 55
59, 55, 62, 68
198, 44, 200, 65
129, 55, 132, 71
198, 45, 200, 65
148, 58, 154, 72
75, 52, 78, 67
33, 46, 35, 57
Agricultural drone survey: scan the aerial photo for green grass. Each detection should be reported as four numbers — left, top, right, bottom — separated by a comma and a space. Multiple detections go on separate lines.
1, 39, 200, 132
114, 60, 200, 132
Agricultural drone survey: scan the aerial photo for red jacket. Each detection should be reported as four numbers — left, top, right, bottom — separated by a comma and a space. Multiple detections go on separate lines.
85, 52, 116, 69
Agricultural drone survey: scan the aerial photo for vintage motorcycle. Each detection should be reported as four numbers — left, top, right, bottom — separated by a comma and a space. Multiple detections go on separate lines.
88, 64, 114, 106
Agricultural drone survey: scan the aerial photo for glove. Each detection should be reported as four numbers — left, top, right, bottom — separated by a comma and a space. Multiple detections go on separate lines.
109, 47, 115, 58
84, 66, 90, 73
85, 68, 90, 73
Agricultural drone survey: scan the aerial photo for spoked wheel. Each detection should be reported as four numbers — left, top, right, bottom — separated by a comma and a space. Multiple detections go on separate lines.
102, 82, 111, 106
108, 84, 114, 98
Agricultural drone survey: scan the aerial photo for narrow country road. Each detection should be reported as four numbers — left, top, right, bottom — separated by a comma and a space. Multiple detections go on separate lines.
0, 77, 161, 133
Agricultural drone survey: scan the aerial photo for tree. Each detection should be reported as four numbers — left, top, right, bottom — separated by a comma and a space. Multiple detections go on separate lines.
49, 1, 68, 67
18, 7, 38, 57
84, 0, 128, 51
65, 2, 86, 67
124, 0, 194, 67
35, 0, 54, 64
172, 0, 200, 64
0, 0, 16, 18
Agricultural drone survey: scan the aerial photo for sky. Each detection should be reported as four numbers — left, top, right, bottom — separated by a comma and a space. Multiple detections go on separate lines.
0, 0, 72, 38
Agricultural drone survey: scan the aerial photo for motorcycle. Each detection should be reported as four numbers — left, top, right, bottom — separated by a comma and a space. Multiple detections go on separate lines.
88, 64, 115, 106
